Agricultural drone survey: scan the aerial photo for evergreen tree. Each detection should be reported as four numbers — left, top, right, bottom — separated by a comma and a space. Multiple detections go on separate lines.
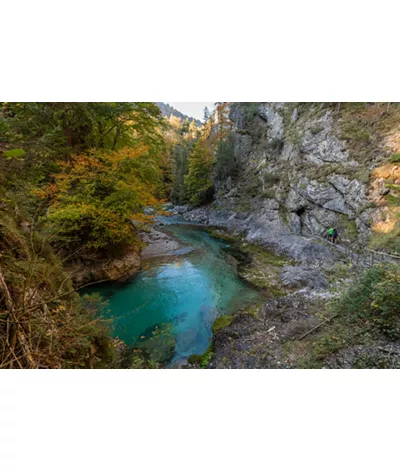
203, 106, 210, 122
184, 139, 214, 205
215, 133, 237, 180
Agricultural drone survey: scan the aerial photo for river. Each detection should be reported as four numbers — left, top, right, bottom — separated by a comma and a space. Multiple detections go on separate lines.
83, 218, 262, 365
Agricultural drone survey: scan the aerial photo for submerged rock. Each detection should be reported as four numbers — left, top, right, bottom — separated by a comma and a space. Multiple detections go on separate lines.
140, 228, 182, 258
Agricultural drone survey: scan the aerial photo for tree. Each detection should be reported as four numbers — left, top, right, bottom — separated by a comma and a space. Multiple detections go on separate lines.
203, 106, 210, 122
215, 102, 232, 142
184, 140, 214, 205
170, 141, 192, 203
36, 145, 161, 253
215, 133, 237, 180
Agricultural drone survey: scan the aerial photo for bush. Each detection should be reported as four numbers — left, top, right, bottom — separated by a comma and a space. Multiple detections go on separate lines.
269, 137, 284, 152
333, 264, 400, 340
389, 153, 400, 163
39, 147, 159, 253
0, 207, 117, 368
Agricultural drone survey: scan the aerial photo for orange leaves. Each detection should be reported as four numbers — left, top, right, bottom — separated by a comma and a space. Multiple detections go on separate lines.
131, 213, 155, 224
41, 145, 164, 251
32, 183, 58, 200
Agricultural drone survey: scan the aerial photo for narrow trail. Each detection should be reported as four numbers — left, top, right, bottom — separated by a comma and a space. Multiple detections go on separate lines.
313, 235, 400, 268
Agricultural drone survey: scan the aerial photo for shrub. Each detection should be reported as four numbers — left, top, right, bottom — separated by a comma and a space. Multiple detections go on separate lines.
263, 172, 280, 187
38, 146, 159, 253
389, 153, 400, 163
269, 137, 284, 152
241, 102, 261, 119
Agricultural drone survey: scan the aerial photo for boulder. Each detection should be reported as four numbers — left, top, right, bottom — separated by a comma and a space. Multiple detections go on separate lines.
280, 264, 328, 290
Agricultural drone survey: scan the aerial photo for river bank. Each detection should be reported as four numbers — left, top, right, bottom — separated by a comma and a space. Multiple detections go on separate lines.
166, 205, 357, 369
79, 205, 392, 369
83, 219, 267, 366
139, 209, 350, 369
178, 223, 336, 368
174, 205, 400, 369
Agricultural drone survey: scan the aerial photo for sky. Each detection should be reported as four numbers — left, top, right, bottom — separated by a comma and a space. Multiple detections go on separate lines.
166, 102, 215, 122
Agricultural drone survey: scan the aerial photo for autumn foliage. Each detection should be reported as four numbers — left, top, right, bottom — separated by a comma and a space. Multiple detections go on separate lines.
37, 145, 162, 252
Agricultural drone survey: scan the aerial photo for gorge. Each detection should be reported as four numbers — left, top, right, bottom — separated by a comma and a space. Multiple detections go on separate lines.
1, 102, 400, 368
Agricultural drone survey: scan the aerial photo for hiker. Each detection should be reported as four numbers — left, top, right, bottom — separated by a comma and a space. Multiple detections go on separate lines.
328, 227, 338, 244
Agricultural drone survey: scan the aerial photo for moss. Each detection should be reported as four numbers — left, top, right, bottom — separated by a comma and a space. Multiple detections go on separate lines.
236, 242, 288, 292
206, 226, 289, 293
262, 188, 276, 198
205, 227, 243, 243
336, 103, 400, 165
353, 168, 371, 184
279, 206, 290, 226
245, 303, 264, 319
212, 315, 233, 334
188, 343, 213, 368
325, 261, 353, 283
243, 243, 286, 266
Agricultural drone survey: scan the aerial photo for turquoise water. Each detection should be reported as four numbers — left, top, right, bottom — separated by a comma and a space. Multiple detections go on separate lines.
83, 223, 261, 364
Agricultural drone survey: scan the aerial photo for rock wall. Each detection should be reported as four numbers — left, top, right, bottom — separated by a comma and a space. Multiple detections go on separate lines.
183, 103, 398, 261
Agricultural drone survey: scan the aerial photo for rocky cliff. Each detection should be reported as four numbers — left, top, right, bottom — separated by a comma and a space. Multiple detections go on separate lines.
182, 103, 400, 261
181, 103, 400, 369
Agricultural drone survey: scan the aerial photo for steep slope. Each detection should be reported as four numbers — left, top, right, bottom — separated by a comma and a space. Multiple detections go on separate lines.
183, 103, 400, 259
156, 102, 202, 127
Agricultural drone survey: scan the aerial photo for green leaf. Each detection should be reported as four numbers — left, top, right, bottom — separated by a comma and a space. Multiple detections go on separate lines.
3, 148, 26, 158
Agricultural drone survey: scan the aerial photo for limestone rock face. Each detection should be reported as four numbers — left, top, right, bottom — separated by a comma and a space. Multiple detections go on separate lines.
327, 174, 366, 211
207, 102, 387, 248
280, 265, 328, 290
300, 115, 349, 165
258, 103, 285, 142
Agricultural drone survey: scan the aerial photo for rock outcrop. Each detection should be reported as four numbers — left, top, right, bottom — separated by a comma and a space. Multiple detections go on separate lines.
68, 247, 141, 285
183, 103, 397, 260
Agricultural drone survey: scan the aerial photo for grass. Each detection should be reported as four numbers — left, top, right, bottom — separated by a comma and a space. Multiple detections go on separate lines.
369, 220, 400, 253
386, 194, 400, 206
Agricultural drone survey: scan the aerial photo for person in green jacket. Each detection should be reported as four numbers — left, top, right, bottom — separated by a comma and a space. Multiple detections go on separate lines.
328, 227, 338, 244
